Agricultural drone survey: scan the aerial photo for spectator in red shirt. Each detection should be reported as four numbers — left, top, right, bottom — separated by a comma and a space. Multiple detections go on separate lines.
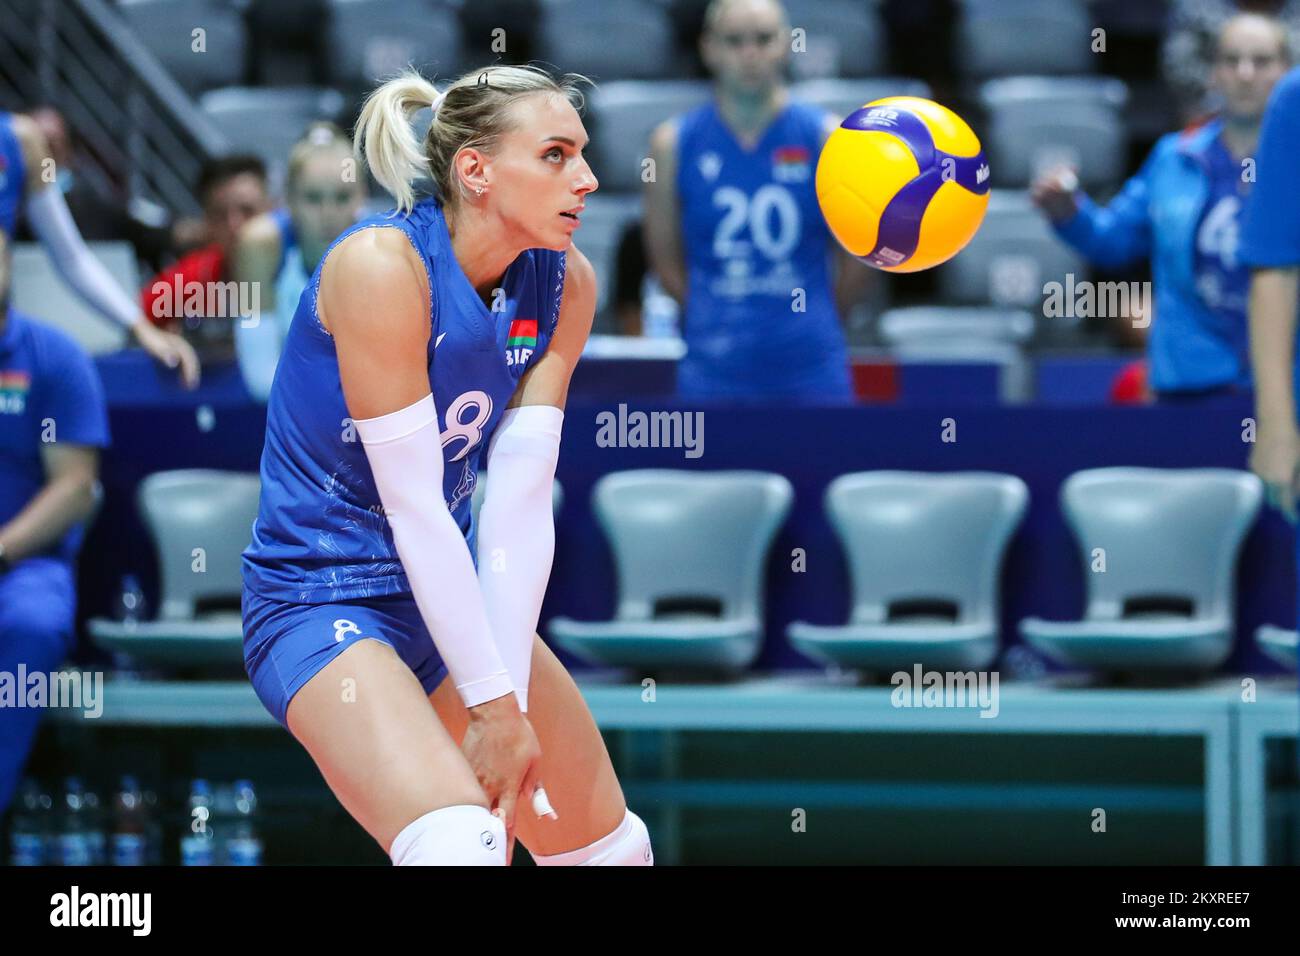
142, 156, 271, 335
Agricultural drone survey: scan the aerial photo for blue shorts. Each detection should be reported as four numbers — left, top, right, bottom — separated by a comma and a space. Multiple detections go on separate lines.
242, 587, 448, 731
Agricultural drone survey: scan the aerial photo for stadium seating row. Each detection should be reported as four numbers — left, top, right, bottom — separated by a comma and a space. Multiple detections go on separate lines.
193, 74, 1132, 195
118, 0, 1117, 95
86, 467, 1300, 680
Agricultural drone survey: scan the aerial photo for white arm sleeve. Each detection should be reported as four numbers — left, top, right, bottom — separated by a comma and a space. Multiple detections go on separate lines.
475, 404, 564, 713
24, 186, 142, 330
355, 393, 515, 709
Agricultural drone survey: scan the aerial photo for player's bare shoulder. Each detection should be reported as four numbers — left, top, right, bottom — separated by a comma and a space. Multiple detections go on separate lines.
554, 243, 596, 348
319, 226, 429, 338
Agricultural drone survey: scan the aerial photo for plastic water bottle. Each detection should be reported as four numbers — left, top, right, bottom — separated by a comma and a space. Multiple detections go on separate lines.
83, 785, 107, 865
210, 783, 233, 864
55, 777, 95, 866
110, 776, 149, 866
142, 786, 162, 864
226, 780, 263, 866
8, 780, 51, 866
180, 779, 215, 866
116, 574, 148, 624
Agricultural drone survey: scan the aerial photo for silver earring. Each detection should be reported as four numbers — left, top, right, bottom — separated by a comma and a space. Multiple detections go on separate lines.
475, 185, 485, 196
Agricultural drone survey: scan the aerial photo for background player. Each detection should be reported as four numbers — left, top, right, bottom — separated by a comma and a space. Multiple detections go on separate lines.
240, 64, 651, 866
0, 109, 199, 387
1244, 66, 1300, 514
1032, 13, 1292, 402
643, 0, 872, 403
0, 227, 110, 817
232, 122, 367, 402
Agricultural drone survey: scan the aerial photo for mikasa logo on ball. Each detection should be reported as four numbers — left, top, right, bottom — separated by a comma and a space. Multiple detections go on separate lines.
863, 107, 900, 128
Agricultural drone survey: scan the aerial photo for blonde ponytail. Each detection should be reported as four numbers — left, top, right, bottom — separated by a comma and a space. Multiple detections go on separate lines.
355, 64, 594, 215
354, 70, 441, 214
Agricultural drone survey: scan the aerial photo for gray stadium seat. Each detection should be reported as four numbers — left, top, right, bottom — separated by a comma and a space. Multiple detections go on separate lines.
937, 190, 1086, 314
782, 0, 886, 80
9, 242, 133, 356
586, 80, 711, 192
955, 0, 1093, 79
534, 0, 676, 81
979, 77, 1130, 190
322, 0, 462, 93
878, 306, 1034, 348
88, 470, 261, 667
119, 0, 248, 95
1020, 468, 1264, 675
878, 307, 1036, 400
199, 85, 346, 191
788, 472, 1028, 672
1255, 625, 1298, 672
788, 77, 932, 125
550, 470, 793, 671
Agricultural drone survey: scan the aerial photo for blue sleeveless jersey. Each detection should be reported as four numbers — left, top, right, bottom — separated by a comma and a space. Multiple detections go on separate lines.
675, 98, 851, 399
241, 197, 567, 603
0, 112, 27, 238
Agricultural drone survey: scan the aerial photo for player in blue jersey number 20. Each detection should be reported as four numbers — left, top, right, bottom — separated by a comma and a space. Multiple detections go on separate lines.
239, 65, 652, 866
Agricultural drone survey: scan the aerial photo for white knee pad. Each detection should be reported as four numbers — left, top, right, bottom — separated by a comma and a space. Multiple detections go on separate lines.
389, 805, 506, 866
531, 809, 653, 866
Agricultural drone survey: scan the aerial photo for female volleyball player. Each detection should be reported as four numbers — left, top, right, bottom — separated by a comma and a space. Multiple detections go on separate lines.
240, 65, 652, 866
233, 122, 367, 401
643, 0, 872, 402
0, 110, 199, 386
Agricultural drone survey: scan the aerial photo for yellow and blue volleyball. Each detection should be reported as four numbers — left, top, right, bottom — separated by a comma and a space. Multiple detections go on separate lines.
815, 96, 990, 273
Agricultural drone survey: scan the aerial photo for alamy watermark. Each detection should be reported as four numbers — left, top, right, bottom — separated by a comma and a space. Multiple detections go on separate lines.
595, 404, 704, 459
150, 278, 262, 327
0, 667, 102, 718
890, 665, 1000, 718
1042, 273, 1152, 328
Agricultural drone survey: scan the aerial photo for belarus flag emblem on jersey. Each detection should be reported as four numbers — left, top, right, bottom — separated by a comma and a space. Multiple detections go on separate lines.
505, 318, 538, 368
506, 318, 538, 348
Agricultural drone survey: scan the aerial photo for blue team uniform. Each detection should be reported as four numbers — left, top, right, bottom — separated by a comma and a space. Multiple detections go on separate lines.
1190, 135, 1252, 381
0, 112, 27, 238
1053, 116, 1271, 396
674, 98, 853, 402
241, 197, 566, 727
1240, 66, 1300, 645
1241, 68, 1300, 270
0, 307, 110, 813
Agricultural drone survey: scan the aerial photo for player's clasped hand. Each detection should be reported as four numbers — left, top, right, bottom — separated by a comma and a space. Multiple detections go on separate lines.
460, 694, 545, 865
1249, 423, 1300, 524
